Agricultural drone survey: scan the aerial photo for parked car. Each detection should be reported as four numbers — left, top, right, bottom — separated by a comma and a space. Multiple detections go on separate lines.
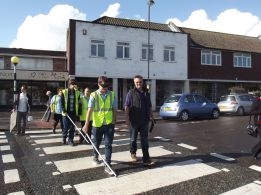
160, 94, 220, 121
217, 93, 255, 115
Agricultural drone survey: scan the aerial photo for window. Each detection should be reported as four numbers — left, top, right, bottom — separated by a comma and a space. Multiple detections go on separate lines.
233, 53, 251, 68
194, 95, 207, 103
184, 95, 195, 103
141, 44, 153, 60
0, 57, 4, 69
201, 50, 221, 66
91, 40, 105, 57
116, 42, 130, 59
164, 46, 175, 62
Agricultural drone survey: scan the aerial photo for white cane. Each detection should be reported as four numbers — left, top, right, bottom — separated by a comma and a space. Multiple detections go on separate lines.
41, 106, 49, 121
66, 115, 117, 177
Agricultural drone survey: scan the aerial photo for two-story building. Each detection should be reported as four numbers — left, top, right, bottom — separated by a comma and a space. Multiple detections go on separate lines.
67, 16, 188, 110
0, 48, 67, 110
181, 27, 261, 102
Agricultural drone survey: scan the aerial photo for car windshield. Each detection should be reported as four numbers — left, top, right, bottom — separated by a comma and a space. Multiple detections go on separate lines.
220, 95, 236, 101
164, 95, 181, 103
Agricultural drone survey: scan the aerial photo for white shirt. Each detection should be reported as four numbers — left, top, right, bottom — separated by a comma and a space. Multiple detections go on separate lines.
18, 92, 28, 112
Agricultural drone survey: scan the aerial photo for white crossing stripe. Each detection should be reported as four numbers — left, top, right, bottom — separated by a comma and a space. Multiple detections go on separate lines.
7, 191, 25, 195
0, 139, 8, 144
177, 143, 197, 150
26, 129, 62, 134
210, 153, 235, 161
54, 146, 173, 173
249, 165, 261, 173
74, 159, 220, 195
0, 145, 11, 151
0, 135, 7, 138
42, 138, 130, 155
2, 154, 15, 163
154, 136, 171, 141
220, 181, 261, 195
0, 132, 5, 135
30, 134, 61, 138
4, 169, 20, 183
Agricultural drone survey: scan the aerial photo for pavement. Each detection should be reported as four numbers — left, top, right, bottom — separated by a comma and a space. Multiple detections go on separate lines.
0, 110, 161, 131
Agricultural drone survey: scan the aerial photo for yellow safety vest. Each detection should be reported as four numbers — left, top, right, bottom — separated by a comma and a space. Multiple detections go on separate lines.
92, 90, 115, 127
62, 89, 80, 116
80, 96, 92, 121
51, 95, 57, 112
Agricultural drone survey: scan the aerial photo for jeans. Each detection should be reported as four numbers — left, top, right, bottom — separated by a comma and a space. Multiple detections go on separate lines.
53, 113, 63, 131
79, 121, 92, 142
17, 111, 27, 134
130, 123, 150, 162
92, 124, 115, 164
62, 112, 76, 142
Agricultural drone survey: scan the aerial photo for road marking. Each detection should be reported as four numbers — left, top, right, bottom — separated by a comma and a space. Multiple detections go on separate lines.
30, 134, 61, 138
54, 146, 173, 173
177, 143, 197, 150
52, 172, 61, 175
0, 132, 5, 135
45, 161, 53, 165
0, 139, 8, 144
221, 168, 230, 172
2, 154, 15, 163
42, 138, 131, 155
175, 151, 182, 154
210, 153, 235, 162
74, 159, 220, 195
26, 129, 62, 134
4, 169, 20, 183
63, 184, 72, 191
254, 180, 261, 185
7, 191, 25, 195
154, 136, 171, 141
249, 165, 261, 173
0, 135, 7, 138
39, 154, 45, 157
0, 145, 10, 151
35, 148, 41, 150
220, 181, 261, 195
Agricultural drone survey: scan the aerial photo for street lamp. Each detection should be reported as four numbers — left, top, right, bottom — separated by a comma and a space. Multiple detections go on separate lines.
147, 0, 154, 89
11, 56, 20, 103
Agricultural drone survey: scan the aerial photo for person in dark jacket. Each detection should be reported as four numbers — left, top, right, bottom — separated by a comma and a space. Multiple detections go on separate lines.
125, 75, 155, 166
14, 85, 32, 135
250, 96, 261, 160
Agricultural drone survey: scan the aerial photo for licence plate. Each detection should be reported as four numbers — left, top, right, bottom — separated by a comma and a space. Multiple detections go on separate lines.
164, 107, 172, 111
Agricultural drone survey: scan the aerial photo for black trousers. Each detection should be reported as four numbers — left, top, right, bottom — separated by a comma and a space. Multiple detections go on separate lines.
252, 128, 261, 157
79, 121, 92, 142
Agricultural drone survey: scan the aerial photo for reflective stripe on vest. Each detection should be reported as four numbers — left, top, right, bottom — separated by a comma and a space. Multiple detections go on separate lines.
80, 97, 88, 121
92, 90, 114, 127
62, 89, 80, 116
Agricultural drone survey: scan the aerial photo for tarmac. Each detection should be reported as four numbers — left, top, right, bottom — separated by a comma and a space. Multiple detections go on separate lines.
0, 110, 161, 131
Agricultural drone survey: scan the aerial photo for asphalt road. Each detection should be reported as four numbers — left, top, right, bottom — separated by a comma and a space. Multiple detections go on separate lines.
1, 115, 261, 195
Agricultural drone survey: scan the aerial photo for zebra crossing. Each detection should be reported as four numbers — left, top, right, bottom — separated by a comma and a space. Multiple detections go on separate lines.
1, 128, 261, 194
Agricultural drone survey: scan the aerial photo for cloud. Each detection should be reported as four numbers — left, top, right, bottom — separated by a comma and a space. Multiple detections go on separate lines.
100, 3, 120, 17
10, 4, 86, 50
166, 9, 261, 37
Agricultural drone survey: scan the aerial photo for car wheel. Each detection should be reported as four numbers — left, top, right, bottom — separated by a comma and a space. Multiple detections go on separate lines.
212, 109, 219, 119
180, 111, 189, 121
237, 107, 244, 116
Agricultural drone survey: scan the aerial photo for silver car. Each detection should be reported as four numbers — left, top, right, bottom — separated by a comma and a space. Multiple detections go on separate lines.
217, 94, 254, 115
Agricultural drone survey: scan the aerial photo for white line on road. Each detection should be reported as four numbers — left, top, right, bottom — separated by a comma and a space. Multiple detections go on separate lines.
249, 165, 261, 173
54, 146, 173, 173
177, 143, 197, 150
0, 132, 5, 135
210, 153, 235, 162
4, 169, 20, 184
2, 154, 15, 163
7, 191, 25, 195
74, 159, 220, 195
0, 139, 8, 144
220, 181, 261, 195
154, 136, 171, 141
0, 145, 10, 151
42, 138, 131, 155
0, 135, 7, 138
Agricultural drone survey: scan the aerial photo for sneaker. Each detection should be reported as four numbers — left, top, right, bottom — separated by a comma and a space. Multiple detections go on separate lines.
92, 158, 100, 165
131, 153, 138, 162
68, 141, 75, 146
104, 166, 114, 176
52, 129, 56, 134
62, 139, 66, 145
143, 159, 155, 166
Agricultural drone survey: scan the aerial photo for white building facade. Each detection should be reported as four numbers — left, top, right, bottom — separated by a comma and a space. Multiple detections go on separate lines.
67, 17, 188, 110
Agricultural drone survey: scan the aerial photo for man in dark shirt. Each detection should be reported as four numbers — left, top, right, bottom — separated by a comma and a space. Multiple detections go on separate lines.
125, 75, 155, 166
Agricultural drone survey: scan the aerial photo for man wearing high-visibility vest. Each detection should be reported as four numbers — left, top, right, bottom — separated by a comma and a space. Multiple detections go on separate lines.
50, 88, 63, 134
83, 76, 117, 175
61, 79, 81, 146
79, 87, 92, 144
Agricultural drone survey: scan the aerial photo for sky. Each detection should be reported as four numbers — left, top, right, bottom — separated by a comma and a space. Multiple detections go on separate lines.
1, 0, 261, 51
